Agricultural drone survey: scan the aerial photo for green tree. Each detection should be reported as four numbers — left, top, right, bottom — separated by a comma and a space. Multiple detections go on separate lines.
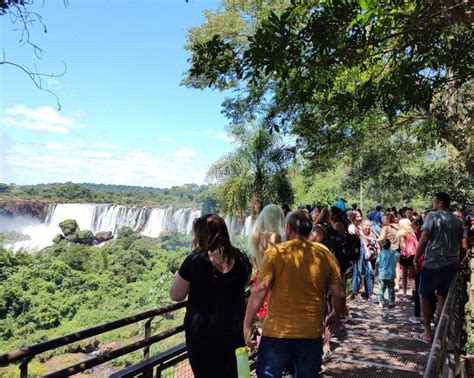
208, 123, 294, 220
186, 0, 473, 176
59, 244, 92, 272
197, 185, 220, 214
292, 163, 346, 207
54, 183, 93, 201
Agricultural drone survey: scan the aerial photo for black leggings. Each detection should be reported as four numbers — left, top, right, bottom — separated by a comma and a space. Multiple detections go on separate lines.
186, 334, 242, 378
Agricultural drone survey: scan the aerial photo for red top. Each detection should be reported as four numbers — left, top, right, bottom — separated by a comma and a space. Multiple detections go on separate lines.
253, 271, 270, 319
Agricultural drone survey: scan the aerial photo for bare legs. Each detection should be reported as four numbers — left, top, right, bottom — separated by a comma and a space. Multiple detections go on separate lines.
400, 265, 414, 296
420, 294, 434, 341
420, 294, 445, 342
395, 262, 401, 289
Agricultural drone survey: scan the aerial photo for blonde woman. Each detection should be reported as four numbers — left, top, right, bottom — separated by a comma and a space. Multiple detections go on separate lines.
248, 204, 285, 319
398, 218, 416, 296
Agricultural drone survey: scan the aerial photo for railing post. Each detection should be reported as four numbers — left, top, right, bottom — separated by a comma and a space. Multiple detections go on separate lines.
142, 318, 154, 378
144, 318, 153, 360
20, 357, 32, 378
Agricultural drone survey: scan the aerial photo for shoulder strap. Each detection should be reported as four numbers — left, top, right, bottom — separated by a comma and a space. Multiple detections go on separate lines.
315, 223, 331, 236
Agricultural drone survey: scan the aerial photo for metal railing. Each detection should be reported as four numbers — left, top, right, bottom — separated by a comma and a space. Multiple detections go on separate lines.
423, 262, 470, 378
343, 265, 354, 298
0, 302, 186, 377
110, 342, 190, 378
1, 267, 356, 377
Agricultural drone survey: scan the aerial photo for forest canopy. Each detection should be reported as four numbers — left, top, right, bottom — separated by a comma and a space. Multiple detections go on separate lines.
184, 0, 473, 205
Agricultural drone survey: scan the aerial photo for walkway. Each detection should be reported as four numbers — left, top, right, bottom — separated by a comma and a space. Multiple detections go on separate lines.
323, 290, 431, 377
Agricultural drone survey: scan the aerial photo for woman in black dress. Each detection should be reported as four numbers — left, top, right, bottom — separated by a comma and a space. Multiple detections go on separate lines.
170, 214, 251, 378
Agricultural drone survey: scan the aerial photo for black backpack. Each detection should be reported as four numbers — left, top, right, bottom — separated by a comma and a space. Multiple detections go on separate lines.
344, 232, 361, 262
315, 224, 349, 268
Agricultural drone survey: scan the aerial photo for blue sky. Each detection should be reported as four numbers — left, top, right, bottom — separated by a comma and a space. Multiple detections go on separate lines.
1, 0, 234, 187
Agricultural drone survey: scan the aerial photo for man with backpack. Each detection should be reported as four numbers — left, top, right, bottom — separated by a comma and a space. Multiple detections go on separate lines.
309, 206, 355, 361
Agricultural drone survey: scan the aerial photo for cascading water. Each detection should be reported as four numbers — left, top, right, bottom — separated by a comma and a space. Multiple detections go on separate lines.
141, 207, 175, 237
2, 202, 252, 251
47, 203, 97, 231
91, 205, 150, 233
243, 215, 253, 236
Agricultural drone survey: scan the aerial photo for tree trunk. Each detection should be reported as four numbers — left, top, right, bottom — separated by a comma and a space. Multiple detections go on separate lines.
251, 195, 262, 221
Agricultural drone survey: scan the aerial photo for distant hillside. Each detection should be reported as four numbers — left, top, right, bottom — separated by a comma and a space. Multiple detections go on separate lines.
0, 183, 220, 212
21, 182, 169, 194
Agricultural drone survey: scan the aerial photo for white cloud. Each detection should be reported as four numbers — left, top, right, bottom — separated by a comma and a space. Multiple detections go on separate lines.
6, 142, 207, 187
92, 141, 119, 149
171, 148, 197, 160
207, 131, 231, 142
46, 141, 85, 150
3, 116, 70, 134
186, 129, 232, 142
1, 105, 86, 134
84, 151, 113, 159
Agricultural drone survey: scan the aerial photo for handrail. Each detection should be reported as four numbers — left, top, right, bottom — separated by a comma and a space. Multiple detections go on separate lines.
110, 342, 187, 378
0, 301, 186, 377
423, 263, 469, 378
44, 325, 184, 378
1, 269, 352, 377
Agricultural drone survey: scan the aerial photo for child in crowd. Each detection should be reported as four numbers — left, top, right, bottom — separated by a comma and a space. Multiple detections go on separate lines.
376, 239, 400, 308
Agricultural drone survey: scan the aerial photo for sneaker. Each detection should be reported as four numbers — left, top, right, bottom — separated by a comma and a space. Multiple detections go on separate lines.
388, 302, 396, 308
378, 302, 383, 308
354, 294, 365, 303
395, 285, 399, 290
408, 316, 421, 324
368, 294, 378, 302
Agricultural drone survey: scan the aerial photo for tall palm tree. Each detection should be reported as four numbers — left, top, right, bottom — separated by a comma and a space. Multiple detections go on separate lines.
208, 123, 294, 221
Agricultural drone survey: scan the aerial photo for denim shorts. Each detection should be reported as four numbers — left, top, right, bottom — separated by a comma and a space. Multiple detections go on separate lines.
256, 336, 323, 378
419, 265, 458, 298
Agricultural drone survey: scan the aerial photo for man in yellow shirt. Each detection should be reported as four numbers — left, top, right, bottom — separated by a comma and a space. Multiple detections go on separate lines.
244, 210, 345, 377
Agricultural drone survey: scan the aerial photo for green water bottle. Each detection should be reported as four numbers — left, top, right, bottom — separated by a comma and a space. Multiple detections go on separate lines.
235, 347, 251, 378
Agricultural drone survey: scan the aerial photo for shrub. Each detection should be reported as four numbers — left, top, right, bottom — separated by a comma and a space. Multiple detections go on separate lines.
59, 219, 79, 236
52, 234, 64, 244
76, 230, 94, 245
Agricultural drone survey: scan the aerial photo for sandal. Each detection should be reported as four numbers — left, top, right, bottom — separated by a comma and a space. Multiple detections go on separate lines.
322, 350, 332, 363
413, 333, 432, 344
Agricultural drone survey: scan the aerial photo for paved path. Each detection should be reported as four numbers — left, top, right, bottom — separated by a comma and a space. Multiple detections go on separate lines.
323, 290, 431, 377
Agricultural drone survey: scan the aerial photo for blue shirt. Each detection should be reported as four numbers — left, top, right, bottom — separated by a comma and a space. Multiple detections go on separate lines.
373, 211, 383, 225
376, 248, 400, 280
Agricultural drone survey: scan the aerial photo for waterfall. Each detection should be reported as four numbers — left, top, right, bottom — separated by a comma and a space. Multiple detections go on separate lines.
141, 207, 175, 237
91, 205, 150, 233
2, 202, 251, 251
243, 216, 253, 236
46, 203, 97, 232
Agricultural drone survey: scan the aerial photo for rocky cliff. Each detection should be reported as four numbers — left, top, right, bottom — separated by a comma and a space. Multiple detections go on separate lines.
0, 200, 54, 221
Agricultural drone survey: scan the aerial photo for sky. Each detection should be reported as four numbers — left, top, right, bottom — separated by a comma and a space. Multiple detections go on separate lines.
0, 0, 234, 188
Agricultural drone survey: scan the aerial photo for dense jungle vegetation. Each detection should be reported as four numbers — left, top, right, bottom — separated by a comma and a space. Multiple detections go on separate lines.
0, 229, 251, 376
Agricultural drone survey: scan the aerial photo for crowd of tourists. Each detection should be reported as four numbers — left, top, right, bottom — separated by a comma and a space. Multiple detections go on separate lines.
169, 192, 472, 378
